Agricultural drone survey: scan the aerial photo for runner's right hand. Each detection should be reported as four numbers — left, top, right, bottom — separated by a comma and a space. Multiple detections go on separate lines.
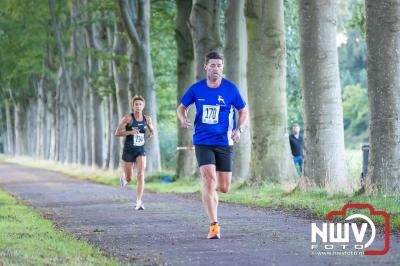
130, 128, 140, 135
180, 118, 192, 128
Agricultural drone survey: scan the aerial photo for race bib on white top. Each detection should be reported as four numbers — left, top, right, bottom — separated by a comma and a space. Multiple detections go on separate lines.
202, 105, 220, 124
133, 133, 145, 146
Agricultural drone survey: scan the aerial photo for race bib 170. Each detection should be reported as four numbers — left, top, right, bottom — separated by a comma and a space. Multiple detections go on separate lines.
202, 105, 220, 124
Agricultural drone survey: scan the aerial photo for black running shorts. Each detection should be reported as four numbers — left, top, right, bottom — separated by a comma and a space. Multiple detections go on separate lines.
122, 145, 146, 163
195, 145, 234, 172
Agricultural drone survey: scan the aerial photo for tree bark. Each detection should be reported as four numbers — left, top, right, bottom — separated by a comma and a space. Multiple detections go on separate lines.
5, 101, 14, 155
49, 0, 77, 164
299, 0, 348, 192
189, 0, 223, 81
71, 0, 86, 164
225, 0, 251, 180
47, 77, 59, 161
109, 92, 121, 170
175, 0, 196, 179
84, 14, 104, 168
27, 99, 37, 157
108, 24, 121, 170
48, 0, 76, 118
246, 0, 297, 182
113, 19, 131, 119
365, 0, 400, 195
83, 75, 93, 166
14, 103, 26, 156
35, 76, 46, 159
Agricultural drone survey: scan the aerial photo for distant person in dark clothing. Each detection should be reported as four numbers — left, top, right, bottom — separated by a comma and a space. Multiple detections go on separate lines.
289, 123, 304, 174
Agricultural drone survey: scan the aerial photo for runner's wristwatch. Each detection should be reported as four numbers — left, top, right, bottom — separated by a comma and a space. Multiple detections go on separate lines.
238, 127, 243, 133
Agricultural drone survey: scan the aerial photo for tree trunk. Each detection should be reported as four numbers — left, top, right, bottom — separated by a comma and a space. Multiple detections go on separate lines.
113, 19, 130, 119
175, 0, 196, 179
5, 101, 14, 155
47, 80, 58, 161
365, 0, 400, 195
189, 0, 223, 81
137, 36, 161, 172
27, 100, 36, 157
119, 0, 161, 171
246, 0, 296, 182
48, 0, 77, 120
109, 93, 120, 170
0, 108, 4, 154
83, 75, 92, 166
225, 0, 251, 180
71, 0, 86, 164
35, 76, 46, 159
57, 69, 69, 163
299, 0, 348, 192
43, 40, 58, 161
49, 0, 77, 164
108, 24, 120, 170
112, 19, 130, 168
14, 103, 26, 156
103, 99, 110, 169
128, 44, 139, 98
85, 18, 104, 168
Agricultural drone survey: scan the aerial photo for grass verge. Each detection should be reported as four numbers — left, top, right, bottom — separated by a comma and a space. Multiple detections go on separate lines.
0, 189, 119, 266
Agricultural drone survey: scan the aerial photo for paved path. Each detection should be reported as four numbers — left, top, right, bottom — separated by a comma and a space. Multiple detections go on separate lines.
0, 163, 399, 265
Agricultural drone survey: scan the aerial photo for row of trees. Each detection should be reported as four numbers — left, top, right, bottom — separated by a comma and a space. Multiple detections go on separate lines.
0, 0, 398, 195
1, 0, 162, 171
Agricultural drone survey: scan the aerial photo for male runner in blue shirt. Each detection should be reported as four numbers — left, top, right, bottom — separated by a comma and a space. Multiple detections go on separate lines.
177, 51, 248, 239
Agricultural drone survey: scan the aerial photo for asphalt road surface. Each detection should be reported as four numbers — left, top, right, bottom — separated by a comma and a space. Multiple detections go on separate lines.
0, 163, 399, 265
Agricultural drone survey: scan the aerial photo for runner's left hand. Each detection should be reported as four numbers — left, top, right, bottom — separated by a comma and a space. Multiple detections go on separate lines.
231, 129, 241, 144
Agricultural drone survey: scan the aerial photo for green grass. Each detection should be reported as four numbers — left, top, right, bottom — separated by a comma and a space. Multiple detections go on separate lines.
0, 190, 119, 266
1, 152, 399, 231
218, 183, 400, 229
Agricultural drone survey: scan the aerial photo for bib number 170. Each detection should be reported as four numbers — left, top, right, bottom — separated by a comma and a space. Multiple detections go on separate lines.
202, 105, 220, 124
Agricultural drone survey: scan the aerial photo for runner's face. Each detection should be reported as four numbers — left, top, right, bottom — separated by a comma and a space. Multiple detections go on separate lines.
133, 100, 144, 113
292, 125, 300, 135
205, 59, 223, 82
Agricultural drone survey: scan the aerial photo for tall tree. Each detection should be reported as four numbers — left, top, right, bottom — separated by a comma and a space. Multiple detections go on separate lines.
4, 101, 14, 155
119, 0, 161, 171
0, 0, 50, 158
71, 0, 87, 165
365, 0, 400, 195
246, 0, 296, 182
299, 0, 348, 192
189, 0, 222, 81
175, 0, 196, 179
225, 0, 251, 180
105, 19, 121, 170
112, 18, 131, 119
14, 103, 27, 156
88, 16, 105, 167
34, 75, 46, 159
49, 0, 78, 164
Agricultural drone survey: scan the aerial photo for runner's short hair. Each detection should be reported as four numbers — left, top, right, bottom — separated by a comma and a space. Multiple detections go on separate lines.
131, 95, 145, 108
205, 50, 224, 64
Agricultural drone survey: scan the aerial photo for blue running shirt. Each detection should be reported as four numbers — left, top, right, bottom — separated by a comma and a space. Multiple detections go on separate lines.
180, 78, 246, 146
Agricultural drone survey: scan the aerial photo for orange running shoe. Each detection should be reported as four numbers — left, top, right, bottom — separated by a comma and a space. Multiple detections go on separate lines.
207, 223, 220, 239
